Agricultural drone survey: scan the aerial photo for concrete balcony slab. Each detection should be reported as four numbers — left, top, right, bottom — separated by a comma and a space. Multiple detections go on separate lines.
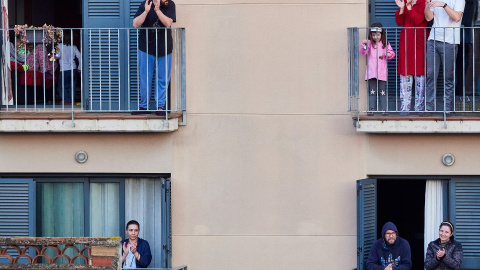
0, 112, 181, 132
354, 114, 480, 133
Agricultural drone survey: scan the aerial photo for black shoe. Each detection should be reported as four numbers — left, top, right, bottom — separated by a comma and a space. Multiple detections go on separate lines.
419, 112, 432, 117
399, 112, 409, 116
131, 107, 152, 115
367, 111, 374, 116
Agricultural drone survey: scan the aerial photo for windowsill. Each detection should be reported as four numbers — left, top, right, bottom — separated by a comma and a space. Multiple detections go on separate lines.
354, 113, 480, 133
0, 111, 183, 132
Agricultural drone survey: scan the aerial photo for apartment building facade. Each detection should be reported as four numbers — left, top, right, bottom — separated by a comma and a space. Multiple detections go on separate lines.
1, 0, 479, 269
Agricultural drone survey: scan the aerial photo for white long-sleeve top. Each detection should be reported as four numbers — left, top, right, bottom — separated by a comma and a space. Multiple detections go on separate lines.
55, 44, 81, 71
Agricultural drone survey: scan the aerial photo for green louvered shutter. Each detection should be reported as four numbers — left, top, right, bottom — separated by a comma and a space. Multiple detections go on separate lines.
83, 0, 124, 111
449, 179, 480, 269
161, 178, 172, 268
357, 179, 377, 270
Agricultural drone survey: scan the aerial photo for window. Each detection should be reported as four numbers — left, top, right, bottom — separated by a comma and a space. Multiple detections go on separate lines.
36, 178, 123, 237
357, 178, 480, 270
0, 176, 171, 268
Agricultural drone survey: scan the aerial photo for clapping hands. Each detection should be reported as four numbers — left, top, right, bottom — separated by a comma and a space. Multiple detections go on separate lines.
436, 248, 446, 259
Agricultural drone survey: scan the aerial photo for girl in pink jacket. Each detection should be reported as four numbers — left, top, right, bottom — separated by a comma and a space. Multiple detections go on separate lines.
360, 22, 395, 115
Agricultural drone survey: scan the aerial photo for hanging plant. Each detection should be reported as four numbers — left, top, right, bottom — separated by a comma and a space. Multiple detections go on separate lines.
13, 24, 62, 48
13, 24, 28, 48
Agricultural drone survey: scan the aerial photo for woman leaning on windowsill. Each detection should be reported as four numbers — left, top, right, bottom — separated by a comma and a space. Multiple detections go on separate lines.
424, 221, 464, 270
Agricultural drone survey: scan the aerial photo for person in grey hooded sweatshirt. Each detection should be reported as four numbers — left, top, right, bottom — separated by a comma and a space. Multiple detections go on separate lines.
367, 221, 412, 270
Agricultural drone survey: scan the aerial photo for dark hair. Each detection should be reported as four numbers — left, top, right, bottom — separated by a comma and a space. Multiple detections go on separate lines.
440, 221, 454, 240
440, 221, 454, 232
126, 220, 140, 230
369, 22, 387, 49
62, 30, 72, 46
9, 31, 16, 42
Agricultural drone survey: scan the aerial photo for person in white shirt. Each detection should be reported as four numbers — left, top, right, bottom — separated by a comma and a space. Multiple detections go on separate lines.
423, 0, 465, 114
55, 30, 81, 105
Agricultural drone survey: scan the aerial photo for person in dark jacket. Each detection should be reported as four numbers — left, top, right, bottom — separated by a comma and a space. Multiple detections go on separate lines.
367, 221, 412, 270
425, 221, 463, 270
122, 220, 152, 268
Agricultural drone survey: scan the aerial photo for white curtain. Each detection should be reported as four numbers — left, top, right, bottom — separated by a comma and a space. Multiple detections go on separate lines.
125, 178, 164, 268
424, 180, 443, 258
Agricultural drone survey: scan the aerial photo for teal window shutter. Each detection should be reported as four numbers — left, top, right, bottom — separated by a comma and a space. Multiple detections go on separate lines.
369, 0, 398, 27
0, 179, 35, 237
0, 179, 35, 264
127, 0, 144, 110
449, 179, 480, 269
83, 0, 124, 111
161, 178, 172, 268
357, 179, 377, 270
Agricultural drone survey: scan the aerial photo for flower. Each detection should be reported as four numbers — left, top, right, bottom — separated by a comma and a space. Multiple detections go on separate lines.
13, 24, 63, 49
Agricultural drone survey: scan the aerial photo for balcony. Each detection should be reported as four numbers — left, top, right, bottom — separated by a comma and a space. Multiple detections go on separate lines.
348, 26, 480, 133
1, 27, 186, 132
0, 236, 187, 270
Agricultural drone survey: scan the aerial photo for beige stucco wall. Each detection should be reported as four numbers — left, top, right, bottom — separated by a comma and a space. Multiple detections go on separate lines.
6, 0, 479, 269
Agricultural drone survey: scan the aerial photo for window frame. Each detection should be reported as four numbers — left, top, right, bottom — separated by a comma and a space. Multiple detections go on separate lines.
34, 177, 125, 238
358, 177, 480, 270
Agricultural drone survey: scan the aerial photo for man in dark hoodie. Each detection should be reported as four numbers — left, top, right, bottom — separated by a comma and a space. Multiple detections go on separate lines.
367, 221, 412, 270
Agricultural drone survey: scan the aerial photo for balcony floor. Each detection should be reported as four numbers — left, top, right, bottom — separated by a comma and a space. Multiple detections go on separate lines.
354, 112, 480, 133
0, 110, 183, 132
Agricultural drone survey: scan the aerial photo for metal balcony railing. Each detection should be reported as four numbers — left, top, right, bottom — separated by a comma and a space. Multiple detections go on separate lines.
348, 26, 480, 117
1, 27, 186, 121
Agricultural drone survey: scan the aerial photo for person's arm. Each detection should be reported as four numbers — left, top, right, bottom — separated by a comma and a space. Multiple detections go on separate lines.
442, 243, 464, 270
396, 0, 414, 25
136, 240, 153, 267
133, 1, 152, 28
55, 45, 62, 60
386, 43, 395, 60
393, 240, 412, 270
395, 8, 406, 26
360, 40, 369, 55
366, 242, 386, 270
121, 241, 128, 264
424, 243, 441, 270
424, 0, 434, 21
428, 1, 463, 22
153, 0, 173, 27
74, 46, 82, 71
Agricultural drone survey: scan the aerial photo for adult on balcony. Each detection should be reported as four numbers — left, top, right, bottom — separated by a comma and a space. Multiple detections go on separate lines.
395, 0, 428, 116
132, 0, 176, 115
424, 0, 465, 114
122, 220, 152, 268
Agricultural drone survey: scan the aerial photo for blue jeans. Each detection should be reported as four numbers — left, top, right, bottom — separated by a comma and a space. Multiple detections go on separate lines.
425, 40, 457, 111
57, 70, 77, 103
138, 50, 172, 109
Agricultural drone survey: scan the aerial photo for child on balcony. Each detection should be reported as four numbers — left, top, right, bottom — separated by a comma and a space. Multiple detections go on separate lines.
395, 0, 428, 116
360, 23, 395, 116
55, 30, 81, 105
